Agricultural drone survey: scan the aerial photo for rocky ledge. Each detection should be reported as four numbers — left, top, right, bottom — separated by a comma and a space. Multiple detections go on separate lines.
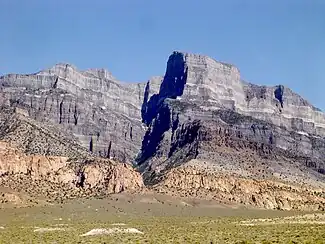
1, 51, 325, 210
137, 51, 325, 210
0, 107, 144, 205
0, 141, 144, 204
0, 65, 162, 163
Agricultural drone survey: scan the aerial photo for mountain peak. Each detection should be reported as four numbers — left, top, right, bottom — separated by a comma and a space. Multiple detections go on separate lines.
170, 51, 237, 71
36, 63, 78, 76
82, 68, 115, 80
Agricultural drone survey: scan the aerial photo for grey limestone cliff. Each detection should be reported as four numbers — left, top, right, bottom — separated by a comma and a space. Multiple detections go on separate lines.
141, 51, 325, 134
1, 51, 325, 209
1, 51, 325, 181
0, 64, 162, 163
138, 51, 325, 189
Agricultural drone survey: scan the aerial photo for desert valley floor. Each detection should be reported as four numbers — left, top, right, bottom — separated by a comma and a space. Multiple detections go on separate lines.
0, 193, 325, 244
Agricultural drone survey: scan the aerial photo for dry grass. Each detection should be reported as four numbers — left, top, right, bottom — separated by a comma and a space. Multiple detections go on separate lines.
0, 195, 324, 243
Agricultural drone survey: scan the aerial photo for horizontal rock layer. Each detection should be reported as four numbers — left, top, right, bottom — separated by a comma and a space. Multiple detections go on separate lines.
142, 52, 325, 135
153, 163, 325, 211
137, 51, 325, 210
139, 52, 325, 170
0, 141, 144, 202
1, 51, 325, 210
0, 65, 162, 163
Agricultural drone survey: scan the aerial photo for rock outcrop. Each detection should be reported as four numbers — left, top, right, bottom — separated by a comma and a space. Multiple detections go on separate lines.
153, 163, 325, 211
0, 141, 144, 203
0, 107, 89, 158
137, 51, 325, 210
0, 108, 144, 203
0, 65, 162, 163
138, 52, 325, 169
141, 52, 325, 132
1, 51, 325, 210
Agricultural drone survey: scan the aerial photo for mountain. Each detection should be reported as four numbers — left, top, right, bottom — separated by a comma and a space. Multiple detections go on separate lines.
0, 107, 143, 205
0, 51, 324, 210
137, 51, 325, 210
0, 64, 162, 163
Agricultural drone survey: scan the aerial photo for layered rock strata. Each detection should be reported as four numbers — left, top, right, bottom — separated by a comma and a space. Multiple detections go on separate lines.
1, 51, 325, 210
138, 51, 325, 210
0, 108, 144, 203
0, 65, 162, 163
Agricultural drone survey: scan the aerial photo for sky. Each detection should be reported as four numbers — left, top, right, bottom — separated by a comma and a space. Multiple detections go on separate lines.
0, 0, 324, 109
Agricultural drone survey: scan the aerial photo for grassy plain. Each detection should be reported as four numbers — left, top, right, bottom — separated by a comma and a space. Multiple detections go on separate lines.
0, 193, 324, 243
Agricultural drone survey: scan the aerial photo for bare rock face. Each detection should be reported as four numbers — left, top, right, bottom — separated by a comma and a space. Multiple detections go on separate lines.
141, 52, 325, 132
0, 141, 144, 202
0, 65, 162, 163
1, 51, 325, 210
0, 107, 89, 158
0, 108, 144, 203
154, 163, 325, 211
138, 51, 325, 210
138, 52, 325, 169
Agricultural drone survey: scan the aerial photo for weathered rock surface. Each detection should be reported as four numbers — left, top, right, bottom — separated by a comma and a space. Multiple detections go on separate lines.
138, 51, 325, 210
0, 65, 162, 163
0, 140, 144, 202
141, 52, 325, 132
0, 107, 89, 158
1, 51, 325, 210
0, 108, 143, 203
153, 163, 325, 211
139, 52, 325, 168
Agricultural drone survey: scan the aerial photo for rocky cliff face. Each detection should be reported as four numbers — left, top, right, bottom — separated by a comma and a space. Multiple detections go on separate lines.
0, 107, 89, 158
138, 51, 325, 210
0, 108, 144, 203
0, 65, 162, 163
153, 163, 325, 211
0, 141, 144, 203
139, 52, 325, 168
1, 51, 325, 210
141, 52, 325, 132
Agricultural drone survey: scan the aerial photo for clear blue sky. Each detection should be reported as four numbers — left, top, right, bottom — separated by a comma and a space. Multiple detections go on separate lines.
1, 0, 324, 109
